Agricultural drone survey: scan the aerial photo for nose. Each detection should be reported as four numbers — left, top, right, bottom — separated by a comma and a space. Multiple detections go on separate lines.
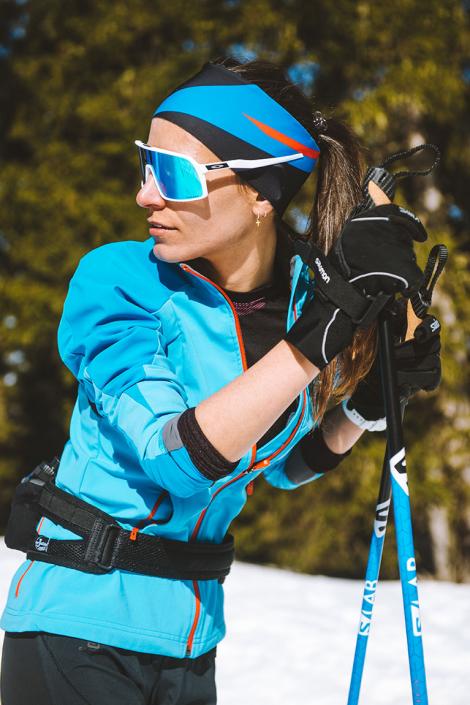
135, 170, 167, 209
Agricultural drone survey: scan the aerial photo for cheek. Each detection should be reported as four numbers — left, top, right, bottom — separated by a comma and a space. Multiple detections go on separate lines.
208, 183, 253, 229
166, 182, 253, 257
205, 206, 248, 248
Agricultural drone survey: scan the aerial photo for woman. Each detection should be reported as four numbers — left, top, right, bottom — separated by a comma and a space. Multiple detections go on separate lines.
1, 56, 440, 705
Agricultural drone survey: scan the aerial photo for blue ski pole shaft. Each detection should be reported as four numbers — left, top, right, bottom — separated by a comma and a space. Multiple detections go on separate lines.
379, 311, 428, 704
347, 446, 392, 704
348, 304, 444, 704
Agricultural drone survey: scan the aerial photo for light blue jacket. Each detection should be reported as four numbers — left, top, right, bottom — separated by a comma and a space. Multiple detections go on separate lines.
1, 235, 324, 658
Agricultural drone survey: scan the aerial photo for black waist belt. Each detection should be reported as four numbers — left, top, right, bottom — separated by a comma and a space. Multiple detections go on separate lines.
5, 457, 234, 582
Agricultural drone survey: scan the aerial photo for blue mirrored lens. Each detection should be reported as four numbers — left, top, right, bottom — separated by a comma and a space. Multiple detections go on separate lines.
139, 146, 204, 200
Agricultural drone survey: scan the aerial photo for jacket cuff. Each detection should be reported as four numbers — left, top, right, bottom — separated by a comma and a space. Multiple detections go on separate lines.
285, 425, 352, 485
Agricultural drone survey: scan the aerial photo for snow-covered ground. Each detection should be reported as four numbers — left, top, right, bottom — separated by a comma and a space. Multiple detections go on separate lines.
1, 539, 469, 704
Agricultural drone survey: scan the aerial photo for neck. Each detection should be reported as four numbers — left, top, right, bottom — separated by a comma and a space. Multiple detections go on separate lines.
190, 223, 278, 292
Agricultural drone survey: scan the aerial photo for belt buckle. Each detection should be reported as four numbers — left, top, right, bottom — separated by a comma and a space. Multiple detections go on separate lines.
94, 523, 120, 571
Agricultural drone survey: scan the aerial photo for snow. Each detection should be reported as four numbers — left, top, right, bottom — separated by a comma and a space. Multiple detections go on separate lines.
1, 539, 469, 704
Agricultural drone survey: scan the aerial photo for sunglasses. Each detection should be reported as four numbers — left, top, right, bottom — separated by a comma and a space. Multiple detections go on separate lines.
135, 140, 304, 202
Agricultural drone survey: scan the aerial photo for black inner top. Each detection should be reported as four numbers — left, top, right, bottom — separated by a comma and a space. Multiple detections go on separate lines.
220, 242, 299, 448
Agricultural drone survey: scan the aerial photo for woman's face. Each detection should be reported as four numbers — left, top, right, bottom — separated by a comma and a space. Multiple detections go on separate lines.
135, 117, 272, 266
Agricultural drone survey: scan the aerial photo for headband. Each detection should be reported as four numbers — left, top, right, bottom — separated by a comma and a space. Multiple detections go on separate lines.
152, 61, 320, 215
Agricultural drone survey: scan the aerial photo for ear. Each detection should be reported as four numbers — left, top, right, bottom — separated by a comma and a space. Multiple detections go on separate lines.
251, 192, 275, 219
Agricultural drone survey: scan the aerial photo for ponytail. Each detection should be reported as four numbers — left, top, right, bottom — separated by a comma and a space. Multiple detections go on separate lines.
308, 116, 377, 422
309, 117, 364, 254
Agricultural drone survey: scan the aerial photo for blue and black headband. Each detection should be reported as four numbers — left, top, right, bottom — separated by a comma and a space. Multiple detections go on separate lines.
152, 61, 321, 216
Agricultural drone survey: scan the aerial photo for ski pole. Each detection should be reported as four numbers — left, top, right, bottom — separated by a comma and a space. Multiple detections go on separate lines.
343, 144, 443, 704
347, 246, 446, 705
378, 309, 428, 703
346, 431, 395, 705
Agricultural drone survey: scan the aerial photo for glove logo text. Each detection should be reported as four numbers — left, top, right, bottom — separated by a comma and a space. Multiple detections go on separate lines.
314, 257, 330, 284
398, 206, 421, 224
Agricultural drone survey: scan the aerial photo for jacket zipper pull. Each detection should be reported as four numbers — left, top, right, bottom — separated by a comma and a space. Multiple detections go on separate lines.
246, 480, 255, 496
250, 458, 270, 471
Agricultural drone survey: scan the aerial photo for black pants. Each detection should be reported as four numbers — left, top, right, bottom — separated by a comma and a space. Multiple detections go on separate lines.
1, 631, 217, 705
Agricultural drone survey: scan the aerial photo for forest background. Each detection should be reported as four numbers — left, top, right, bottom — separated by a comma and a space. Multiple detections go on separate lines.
0, 0, 468, 581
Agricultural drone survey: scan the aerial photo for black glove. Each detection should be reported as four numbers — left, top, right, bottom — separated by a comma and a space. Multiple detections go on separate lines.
344, 314, 442, 428
285, 204, 427, 369
330, 203, 427, 296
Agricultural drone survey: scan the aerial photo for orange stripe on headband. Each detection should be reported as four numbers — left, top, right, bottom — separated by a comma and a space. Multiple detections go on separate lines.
243, 113, 320, 160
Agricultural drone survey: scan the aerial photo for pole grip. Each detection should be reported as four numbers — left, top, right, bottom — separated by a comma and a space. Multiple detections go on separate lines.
405, 299, 423, 341
367, 181, 424, 342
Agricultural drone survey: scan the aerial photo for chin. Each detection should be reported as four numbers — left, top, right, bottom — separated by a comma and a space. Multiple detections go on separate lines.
152, 242, 192, 264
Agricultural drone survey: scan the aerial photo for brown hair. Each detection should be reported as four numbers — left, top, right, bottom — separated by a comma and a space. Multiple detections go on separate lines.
213, 55, 378, 422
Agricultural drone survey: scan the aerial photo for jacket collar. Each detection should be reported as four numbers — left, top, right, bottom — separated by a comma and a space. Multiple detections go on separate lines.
274, 215, 311, 290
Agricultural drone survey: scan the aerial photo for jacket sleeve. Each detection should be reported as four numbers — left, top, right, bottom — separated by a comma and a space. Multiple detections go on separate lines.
262, 444, 325, 490
57, 244, 214, 498
263, 424, 351, 490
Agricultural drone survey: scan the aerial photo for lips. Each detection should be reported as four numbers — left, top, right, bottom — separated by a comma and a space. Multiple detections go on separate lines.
149, 224, 176, 230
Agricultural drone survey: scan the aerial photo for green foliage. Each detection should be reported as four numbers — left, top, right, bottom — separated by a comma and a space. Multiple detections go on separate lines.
0, 0, 468, 579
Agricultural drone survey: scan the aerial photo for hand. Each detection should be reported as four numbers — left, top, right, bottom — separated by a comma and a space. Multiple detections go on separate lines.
284, 184, 427, 370
329, 203, 427, 297
343, 314, 442, 428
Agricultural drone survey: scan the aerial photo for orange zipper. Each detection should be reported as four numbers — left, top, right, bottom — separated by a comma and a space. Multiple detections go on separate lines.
180, 264, 250, 369
129, 491, 168, 541
15, 561, 35, 598
181, 263, 257, 655
179, 263, 258, 470
189, 387, 307, 538
183, 391, 306, 655
185, 579, 202, 656
15, 515, 47, 598
180, 261, 306, 655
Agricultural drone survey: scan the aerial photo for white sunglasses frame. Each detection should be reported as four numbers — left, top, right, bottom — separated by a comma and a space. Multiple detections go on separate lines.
134, 139, 304, 202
